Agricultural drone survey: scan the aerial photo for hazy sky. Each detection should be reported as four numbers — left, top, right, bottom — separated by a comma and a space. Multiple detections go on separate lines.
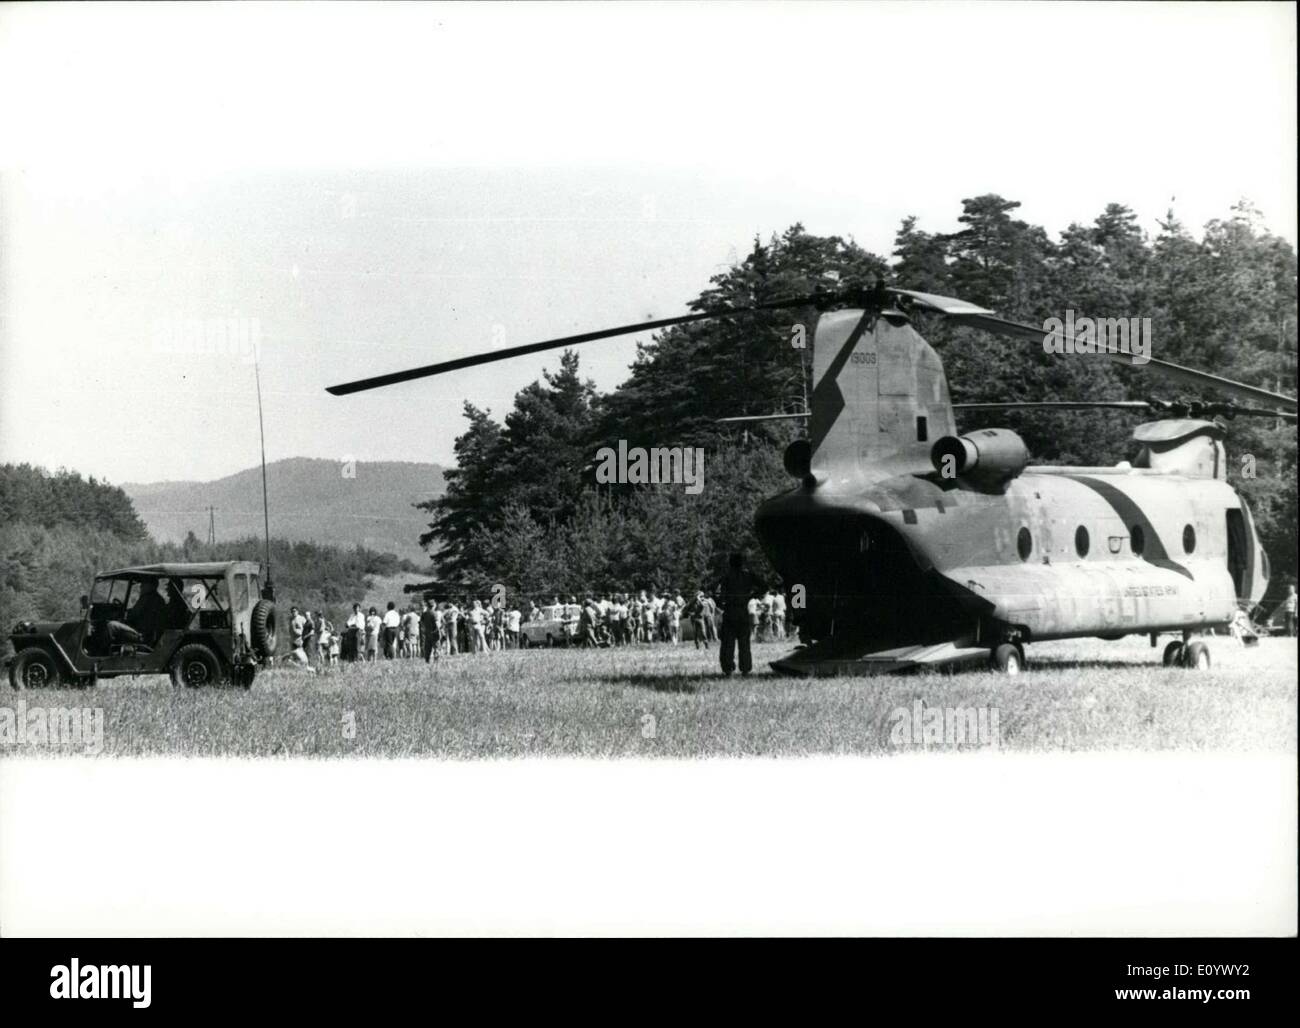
1, 1, 1294, 484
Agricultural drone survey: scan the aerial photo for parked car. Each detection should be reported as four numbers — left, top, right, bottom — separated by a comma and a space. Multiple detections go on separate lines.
518, 604, 576, 648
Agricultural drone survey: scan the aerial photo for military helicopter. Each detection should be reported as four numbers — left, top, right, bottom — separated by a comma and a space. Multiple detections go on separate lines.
327, 281, 1296, 676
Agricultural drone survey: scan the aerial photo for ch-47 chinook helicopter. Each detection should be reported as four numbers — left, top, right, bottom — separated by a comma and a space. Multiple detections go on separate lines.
327, 280, 1297, 676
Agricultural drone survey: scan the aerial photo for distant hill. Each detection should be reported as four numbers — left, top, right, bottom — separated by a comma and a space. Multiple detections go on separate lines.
123, 457, 443, 563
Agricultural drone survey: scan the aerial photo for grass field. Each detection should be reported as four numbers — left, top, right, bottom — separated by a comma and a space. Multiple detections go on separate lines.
5, 634, 1295, 759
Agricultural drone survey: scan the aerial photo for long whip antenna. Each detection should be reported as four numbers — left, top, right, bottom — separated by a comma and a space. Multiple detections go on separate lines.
254, 356, 274, 598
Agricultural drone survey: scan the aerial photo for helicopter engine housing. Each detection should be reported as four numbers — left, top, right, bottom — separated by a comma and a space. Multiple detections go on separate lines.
930, 428, 1028, 487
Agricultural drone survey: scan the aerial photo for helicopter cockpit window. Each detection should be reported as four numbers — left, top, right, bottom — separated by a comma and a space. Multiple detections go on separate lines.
1075, 526, 1090, 558
1016, 527, 1032, 561
1182, 525, 1196, 554
1131, 524, 1145, 556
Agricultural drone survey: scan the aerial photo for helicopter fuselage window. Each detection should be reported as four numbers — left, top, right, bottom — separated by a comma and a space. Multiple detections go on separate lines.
1017, 527, 1032, 561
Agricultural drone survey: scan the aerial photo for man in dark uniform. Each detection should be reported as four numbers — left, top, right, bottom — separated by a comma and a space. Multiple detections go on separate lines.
578, 596, 601, 648
420, 599, 441, 663
717, 552, 762, 676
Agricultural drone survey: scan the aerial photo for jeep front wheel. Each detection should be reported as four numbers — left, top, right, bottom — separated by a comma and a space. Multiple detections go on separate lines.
9, 649, 62, 690
170, 644, 227, 688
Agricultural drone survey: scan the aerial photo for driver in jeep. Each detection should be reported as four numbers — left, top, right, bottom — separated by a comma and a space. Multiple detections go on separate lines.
124, 577, 183, 646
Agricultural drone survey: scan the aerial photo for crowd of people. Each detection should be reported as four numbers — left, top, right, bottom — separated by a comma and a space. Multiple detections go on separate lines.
279, 556, 788, 675
280, 573, 1299, 676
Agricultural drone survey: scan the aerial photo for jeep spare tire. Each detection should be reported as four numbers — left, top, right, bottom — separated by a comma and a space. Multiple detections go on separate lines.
170, 643, 226, 688
250, 600, 278, 657
9, 648, 62, 690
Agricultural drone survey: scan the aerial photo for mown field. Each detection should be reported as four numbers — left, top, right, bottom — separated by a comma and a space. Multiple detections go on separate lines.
4, 635, 1295, 758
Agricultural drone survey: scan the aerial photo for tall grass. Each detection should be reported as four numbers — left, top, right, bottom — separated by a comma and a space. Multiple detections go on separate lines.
4, 636, 1294, 759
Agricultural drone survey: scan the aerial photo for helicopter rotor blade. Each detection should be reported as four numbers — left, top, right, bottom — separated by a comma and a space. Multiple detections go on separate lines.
325, 295, 820, 396
944, 312, 1298, 413
955, 400, 1296, 421
326, 275, 1297, 416
716, 412, 811, 424
952, 401, 1154, 412
327, 310, 718, 395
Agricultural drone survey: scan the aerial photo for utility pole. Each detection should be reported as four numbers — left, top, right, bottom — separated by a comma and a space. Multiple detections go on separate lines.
207, 505, 216, 546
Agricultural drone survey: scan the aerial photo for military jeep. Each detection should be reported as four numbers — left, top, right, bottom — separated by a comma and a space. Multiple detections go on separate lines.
5, 561, 278, 690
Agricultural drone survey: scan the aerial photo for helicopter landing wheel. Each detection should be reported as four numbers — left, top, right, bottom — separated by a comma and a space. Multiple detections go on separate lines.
1162, 641, 1184, 667
1182, 640, 1211, 671
990, 643, 1023, 675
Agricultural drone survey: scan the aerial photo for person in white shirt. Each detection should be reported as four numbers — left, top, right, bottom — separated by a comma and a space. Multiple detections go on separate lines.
468, 599, 488, 653
442, 602, 460, 655
364, 607, 382, 661
505, 606, 521, 648
382, 602, 401, 659
639, 591, 654, 643
610, 596, 628, 646
316, 614, 333, 665
345, 603, 365, 661
771, 589, 787, 641
288, 606, 310, 666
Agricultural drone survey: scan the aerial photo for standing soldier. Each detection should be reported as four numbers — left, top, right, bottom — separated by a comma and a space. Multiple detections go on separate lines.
717, 552, 762, 676
420, 599, 441, 663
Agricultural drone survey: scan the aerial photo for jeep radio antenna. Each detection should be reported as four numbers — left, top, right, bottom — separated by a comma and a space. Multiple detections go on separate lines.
254, 355, 275, 601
